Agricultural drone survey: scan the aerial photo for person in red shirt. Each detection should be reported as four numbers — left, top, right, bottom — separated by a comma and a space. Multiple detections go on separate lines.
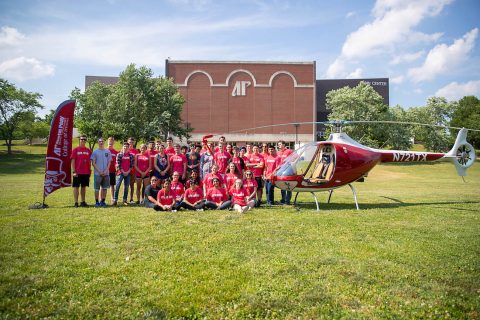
213, 136, 226, 153
170, 144, 188, 182
277, 140, 294, 205
127, 137, 139, 204
146, 141, 157, 176
225, 162, 240, 194
261, 143, 269, 159
154, 179, 178, 212
179, 179, 205, 210
244, 143, 253, 158
114, 142, 134, 206
107, 137, 118, 204
71, 135, 92, 207
202, 164, 225, 195
246, 145, 265, 207
170, 171, 185, 204
263, 145, 280, 206
204, 178, 231, 210
134, 144, 151, 204
229, 146, 246, 178
214, 144, 231, 175
164, 137, 175, 158
230, 179, 255, 213
243, 170, 258, 205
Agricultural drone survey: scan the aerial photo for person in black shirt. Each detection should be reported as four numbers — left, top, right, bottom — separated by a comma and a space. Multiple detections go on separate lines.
144, 176, 161, 208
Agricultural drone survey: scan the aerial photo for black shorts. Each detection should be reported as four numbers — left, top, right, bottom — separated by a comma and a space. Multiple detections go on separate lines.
255, 177, 264, 189
109, 172, 116, 186
72, 174, 90, 187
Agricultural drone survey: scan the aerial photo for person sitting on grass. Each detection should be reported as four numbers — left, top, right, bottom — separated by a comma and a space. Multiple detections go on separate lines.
171, 171, 185, 207
202, 164, 225, 195
179, 179, 205, 211
144, 176, 161, 208
230, 179, 255, 213
204, 178, 231, 210
154, 179, 178, 212
243, 170, 258, 207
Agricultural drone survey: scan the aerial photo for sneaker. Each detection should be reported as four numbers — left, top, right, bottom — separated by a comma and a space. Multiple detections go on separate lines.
100, 201, 107, 208
74, 202, 79, 208
129, 200, 135, 204
95, 202, 101, 208
172, 210, 177, 212
123, 201, 129, 206
80, 202, 88, 207
135, 201, 140, 205
196, 208, 204, 212
113, 201, 117, 206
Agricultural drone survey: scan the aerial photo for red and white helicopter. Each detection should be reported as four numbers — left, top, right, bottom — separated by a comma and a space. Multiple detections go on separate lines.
226, 120, 478, 210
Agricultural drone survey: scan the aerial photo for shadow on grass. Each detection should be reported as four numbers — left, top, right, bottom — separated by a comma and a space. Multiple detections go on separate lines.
0, 153, 45, 175
292, 200, 480, 212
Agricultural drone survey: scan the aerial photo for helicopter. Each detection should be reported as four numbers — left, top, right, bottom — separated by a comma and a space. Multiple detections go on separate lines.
222, 120, 478, 210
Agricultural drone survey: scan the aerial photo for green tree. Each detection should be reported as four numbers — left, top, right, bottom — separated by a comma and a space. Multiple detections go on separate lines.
407, 97, 454, 152
450, 96, 480, 149
70, 81, 113, 149
15, 111, 49, 144
0, 79, 43, 154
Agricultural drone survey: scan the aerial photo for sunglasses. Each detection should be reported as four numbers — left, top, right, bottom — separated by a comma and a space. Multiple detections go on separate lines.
80, 138, 87, 141
246, 173, 252, 176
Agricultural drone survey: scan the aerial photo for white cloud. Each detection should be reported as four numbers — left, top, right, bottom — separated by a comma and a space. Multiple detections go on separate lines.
0, 57, 55, 81
325, 0, 452, 77
0, 26, 25, 47
390, 75, 404, 84
390, 50, 425, 65
435, 80, 480, 101
346, 68, 363, 79
408, 28, 479, 83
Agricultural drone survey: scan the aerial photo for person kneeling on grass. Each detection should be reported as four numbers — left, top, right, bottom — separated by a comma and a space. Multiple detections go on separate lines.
154, 179, 178, 212
144, 176, 161, 208
204, 178, 231, 210
179, 179, 205, 211
230, 179, 255, 213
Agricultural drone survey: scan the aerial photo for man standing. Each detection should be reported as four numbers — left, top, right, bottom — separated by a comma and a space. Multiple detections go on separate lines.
71, 135, 92, 207
165, 137, 175, 157
169, 144, 187, 183
277, 140, 293, 205
213, 143, 231, 175
127, 137, 139, 204
90, 138, 111, 207
263, 145, 280, 206
114, 142, 134, 206
246, 145, 265, 207
107, 137, 118, 204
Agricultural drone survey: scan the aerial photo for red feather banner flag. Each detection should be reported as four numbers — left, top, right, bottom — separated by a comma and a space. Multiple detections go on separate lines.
43, 100, 76, 198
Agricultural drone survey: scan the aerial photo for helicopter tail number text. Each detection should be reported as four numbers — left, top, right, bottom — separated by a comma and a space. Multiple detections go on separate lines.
392, 152, 427, 162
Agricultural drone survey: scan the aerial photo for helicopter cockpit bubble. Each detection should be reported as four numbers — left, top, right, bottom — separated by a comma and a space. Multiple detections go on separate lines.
275, 142, 319, 177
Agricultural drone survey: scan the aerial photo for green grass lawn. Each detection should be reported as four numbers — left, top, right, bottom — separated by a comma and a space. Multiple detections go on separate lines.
1, 143, 479, 319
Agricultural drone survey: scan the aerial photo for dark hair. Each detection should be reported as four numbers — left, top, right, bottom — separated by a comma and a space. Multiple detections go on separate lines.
188, 179, 197, 186
167, 137, 173, 141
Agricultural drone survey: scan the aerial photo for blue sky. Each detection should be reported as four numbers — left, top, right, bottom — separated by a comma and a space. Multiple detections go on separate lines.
1, 0, 479, 116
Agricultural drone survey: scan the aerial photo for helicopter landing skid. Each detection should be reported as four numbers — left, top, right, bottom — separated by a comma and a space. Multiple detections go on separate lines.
293, 184, 360, 211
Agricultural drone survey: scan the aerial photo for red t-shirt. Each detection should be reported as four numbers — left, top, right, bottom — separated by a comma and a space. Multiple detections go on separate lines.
184, 187, 204, 204
203, 173, 224, 190
136, 153, 150, 174
243, 178, 258, 197
248, 153, 265, 177
277, 148, 293, 164
170, 180, 185, 197
128, 147, 139, 155
165, 146, 175, 157
206, 187, 228, 203
157, 189, 175, 206
71, 146, 92, 175
264, 155, 280, 179
108, 147, 118, 173
231, 156, 244, 176
214, 151, 231, 174
170, 154, 187, 175
229, 187, 248, 206
119, 152, 133, 174
146, 150, 158, 169
225, 173, 239, 192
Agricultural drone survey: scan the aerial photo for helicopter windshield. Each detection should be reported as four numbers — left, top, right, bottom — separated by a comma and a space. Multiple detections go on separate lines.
276, 142, 319, 176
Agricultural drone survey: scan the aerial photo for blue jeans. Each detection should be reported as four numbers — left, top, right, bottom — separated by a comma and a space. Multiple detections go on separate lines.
114, 174, 130, 202
281, 190, 292, 204
265, 179, 275, 204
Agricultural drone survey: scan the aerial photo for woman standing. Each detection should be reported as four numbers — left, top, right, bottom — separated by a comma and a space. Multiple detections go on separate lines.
153, 144, 170, 182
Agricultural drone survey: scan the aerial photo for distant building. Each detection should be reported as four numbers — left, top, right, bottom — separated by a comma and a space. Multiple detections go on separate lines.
86, 61, 389, 144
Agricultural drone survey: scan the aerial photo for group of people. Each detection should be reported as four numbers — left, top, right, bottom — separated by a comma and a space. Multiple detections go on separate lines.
70, 134, 294, 213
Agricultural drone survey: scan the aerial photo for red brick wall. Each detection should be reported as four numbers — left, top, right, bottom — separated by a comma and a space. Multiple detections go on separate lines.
169, 61, 315, 135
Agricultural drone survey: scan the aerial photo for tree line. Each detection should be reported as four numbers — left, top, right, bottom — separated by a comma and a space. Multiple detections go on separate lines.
1, 67, 479, 155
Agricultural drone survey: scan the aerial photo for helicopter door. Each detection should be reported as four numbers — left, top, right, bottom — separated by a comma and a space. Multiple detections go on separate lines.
308, 145, 335, 183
